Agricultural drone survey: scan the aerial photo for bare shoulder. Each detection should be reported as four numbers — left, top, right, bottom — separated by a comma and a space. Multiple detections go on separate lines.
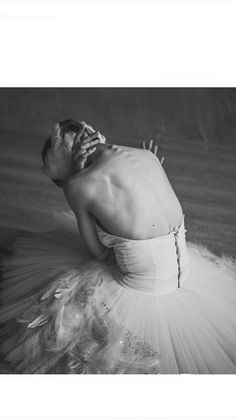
120, 145, 159, 164
120, 145, 154, 157
64, 172, 97, 209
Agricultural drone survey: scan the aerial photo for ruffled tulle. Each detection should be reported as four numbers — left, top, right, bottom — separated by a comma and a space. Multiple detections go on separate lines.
0, 211, 236, 374
0, 212, 160, 374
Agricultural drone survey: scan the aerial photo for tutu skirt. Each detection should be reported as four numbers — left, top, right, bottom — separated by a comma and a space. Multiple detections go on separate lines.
0, 211, 236, 374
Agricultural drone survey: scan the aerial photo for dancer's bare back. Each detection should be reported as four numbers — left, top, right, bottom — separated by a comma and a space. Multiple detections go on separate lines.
64, 144, 182, 250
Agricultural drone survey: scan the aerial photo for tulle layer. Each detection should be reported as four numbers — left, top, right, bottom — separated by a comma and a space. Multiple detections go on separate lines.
0, 211, 236, 374
100, 247, 236, 373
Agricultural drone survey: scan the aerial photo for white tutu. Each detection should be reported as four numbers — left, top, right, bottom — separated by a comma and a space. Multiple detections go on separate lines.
0, 211, 236, 374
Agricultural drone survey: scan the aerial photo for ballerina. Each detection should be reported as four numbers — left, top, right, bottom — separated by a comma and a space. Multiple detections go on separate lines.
0, 119, 236, 374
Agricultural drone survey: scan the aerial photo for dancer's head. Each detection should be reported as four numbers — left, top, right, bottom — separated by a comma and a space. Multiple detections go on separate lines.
42, 119, 105, 187
42, 120, 84, 187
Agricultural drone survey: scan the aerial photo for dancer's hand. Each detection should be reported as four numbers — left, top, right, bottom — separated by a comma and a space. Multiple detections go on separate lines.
81, 121, 107, 144
71, 125, 100, 171
141, 139, 165, 165
72, 122, 107, 171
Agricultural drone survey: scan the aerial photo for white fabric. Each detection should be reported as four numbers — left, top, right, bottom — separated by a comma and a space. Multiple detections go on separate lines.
0, 211, 236, 374
95, 216, 189, 294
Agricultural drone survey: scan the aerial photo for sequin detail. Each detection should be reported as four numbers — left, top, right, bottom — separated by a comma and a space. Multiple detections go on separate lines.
106, 319, 161, 374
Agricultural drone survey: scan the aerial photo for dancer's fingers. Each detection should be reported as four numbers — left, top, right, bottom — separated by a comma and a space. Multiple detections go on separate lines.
79, 146, 97, 160
84, 125, 95, 135
82, 131, 88, 139
73, 140, 98, 160
73, 131, 99, 149
82, 139, 100, 149
73, 139, 99, 157
141, 140, 146, 149
73, 125, 86, 147
153, 144, 158, 156
73, 128, 89, 151
100, 134, 107, 143
81, 121, 95, 135
160, 156, 165, 165
81, 131, 100, 145
72, 132, 99, 156
148, 139, 153, 150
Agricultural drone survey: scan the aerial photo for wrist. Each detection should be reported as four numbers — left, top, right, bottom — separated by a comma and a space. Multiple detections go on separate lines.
96, 247, 110, 262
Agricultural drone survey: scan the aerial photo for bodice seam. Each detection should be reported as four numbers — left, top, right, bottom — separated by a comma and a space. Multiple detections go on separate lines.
95, 214, 185, 243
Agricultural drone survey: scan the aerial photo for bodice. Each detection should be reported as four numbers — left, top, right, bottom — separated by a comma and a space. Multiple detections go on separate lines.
95, 216, 189, 296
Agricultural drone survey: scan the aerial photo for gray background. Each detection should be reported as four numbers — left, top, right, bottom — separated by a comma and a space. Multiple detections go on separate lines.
0, 88, 236, 256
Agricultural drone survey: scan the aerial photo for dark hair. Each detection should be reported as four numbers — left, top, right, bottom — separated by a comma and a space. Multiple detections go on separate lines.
42, 119, 84, 188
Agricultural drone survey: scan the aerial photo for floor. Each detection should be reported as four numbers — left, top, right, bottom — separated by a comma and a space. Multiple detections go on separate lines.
0, 91, 236, 373
0, 130, 236, 257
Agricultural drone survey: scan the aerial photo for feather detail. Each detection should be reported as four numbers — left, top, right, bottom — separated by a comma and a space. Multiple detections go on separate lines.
54, 281, 79, 300
40, 289, 53, 301
0, 210, 161, 374
27, 314, 49, 328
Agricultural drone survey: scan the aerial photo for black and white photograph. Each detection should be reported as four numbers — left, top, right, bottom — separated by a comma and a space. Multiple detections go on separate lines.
0, 88, 235, 374
1, 0, 236, 417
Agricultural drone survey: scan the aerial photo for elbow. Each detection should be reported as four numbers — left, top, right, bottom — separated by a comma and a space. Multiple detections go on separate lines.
95, 247, 110, 262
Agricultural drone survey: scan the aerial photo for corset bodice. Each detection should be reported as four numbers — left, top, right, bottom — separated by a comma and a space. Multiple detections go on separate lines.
95, 216, 189, 296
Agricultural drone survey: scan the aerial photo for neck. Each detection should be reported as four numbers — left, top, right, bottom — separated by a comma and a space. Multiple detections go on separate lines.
85, 143, 107, 168
63, 143, 108, 187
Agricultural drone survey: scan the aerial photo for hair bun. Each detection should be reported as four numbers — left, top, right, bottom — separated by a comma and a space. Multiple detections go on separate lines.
59, 119, 84, 137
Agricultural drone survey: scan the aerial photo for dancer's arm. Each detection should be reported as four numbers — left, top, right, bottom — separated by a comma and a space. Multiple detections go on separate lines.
71, 123, 106, 171
71, 128, 100, 171
65, 184, 109, 261
76, 208, 109, 261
